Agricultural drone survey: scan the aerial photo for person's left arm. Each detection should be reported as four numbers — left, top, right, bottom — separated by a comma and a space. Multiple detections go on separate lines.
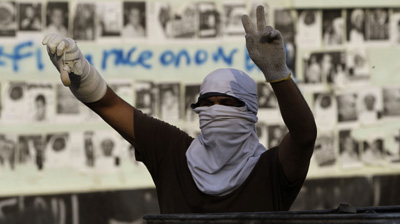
270, 79, 317, 184
242, 6, 317, 184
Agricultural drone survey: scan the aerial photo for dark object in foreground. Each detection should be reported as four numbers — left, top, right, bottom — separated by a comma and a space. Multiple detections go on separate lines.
144, 204, 400, 224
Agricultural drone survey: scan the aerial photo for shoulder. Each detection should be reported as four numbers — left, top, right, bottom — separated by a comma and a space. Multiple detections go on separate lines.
134, 109, 194, 145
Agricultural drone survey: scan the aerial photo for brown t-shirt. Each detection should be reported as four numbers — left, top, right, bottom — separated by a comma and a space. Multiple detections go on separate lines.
133, 109, 305, 214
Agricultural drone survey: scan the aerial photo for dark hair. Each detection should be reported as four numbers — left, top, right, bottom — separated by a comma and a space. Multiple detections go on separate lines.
35, 94, 46, 104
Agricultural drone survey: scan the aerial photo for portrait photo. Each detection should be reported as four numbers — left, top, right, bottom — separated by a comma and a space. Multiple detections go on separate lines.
158, 83, 180, 122
337, 93, 358, 123
72, 3, 96, 40
296, 10, 322, 47
198, 2, 220, 38
366, 8, 389, 41
122, 1, 146, 38
322, 9, 344, 46
223, 3, 246, 36
347, 8, 366, 44
339, 130, 361, 168
0, 2, 17, 36
96, 2, 122, 37
19, 3, 42, 31
45, 2, 68, 36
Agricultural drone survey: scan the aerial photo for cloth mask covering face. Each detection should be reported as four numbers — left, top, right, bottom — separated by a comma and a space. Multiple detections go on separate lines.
186, 68, 267, 196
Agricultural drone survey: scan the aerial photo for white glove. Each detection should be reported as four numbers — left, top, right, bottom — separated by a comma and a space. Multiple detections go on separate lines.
42, 33, 107, 103
242, 5, 291, 83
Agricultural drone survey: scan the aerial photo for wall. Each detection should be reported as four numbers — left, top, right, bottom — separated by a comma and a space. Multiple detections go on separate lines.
1, 0, 400, 223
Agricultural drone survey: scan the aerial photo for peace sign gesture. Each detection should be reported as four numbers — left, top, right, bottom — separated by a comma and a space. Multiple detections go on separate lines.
241, 5, 290, 83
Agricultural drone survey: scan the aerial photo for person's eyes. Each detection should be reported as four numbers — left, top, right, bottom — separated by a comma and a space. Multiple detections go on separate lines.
220, 99, 240, 107
199, 100, 213, 107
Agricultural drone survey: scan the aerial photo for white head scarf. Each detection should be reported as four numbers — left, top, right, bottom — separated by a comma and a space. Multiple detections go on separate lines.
186, 68, 267, 196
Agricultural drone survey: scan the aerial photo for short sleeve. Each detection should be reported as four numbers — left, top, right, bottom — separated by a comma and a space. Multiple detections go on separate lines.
133, 109, 194, 178
270, 147, 306, 210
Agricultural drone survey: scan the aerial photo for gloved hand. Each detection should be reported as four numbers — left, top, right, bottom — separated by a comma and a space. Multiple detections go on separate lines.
241, 5, 291, 83
42, 33, 107, 103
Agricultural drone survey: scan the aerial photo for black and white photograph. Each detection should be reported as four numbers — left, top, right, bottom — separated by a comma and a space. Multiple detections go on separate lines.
0, 134, 17, 171
43, 133, 71, 169
45, 2, 68, 36
135, 81, 156, 116
19, 3, 42, 31
158, 83, 180, 122
322, 52, 346, 87
197, 2, 220, 38
339, 130, 361, 168
322, 9, 344, 46
392, 130, 400, 163
257, 82, 277, 109
149, 2, 173, 39
346, 47, 369, 81
122, 1, 146, 38
304, 52, 345, 85
382, 87, 400, 117
362, 137, 385, 166
357, 87, 382, 125
328, 63, 348, 89
93, 131, 121, 174
303, 53, 323, 84
184, 84, 200, 122
96, 2, 122, 37
223, 2, 246, 36
267, 124, 287, 148
313, 132, 336, 168
0, 2, 16, 37
366, 8, 389, 41
274, 9, 296, 74
336, 93, 358, 123
313, 92, 337, 130
296, 10, 322, 47
347, 8, 366, 44
72, 3, 95, 40
1, 82, 27, 123
26, 82, 55, 123
390, 9, 400, 44
18, 135, 44, 170
56, 84, 81, 122
170, 3, 197, 38
83, 131, 95, 169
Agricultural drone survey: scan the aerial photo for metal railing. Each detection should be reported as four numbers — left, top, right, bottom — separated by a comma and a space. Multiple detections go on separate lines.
144, 204, 400, 224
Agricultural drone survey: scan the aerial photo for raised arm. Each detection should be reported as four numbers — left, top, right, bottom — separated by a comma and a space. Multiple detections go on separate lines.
242, 6, 317, 183
42, 34, 136, 145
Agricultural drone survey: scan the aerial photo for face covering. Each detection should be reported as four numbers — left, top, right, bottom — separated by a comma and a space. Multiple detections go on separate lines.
186, 68, 267, 196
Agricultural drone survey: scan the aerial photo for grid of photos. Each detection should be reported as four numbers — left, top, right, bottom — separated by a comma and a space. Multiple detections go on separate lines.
0, 130, 143, 174
0, 1, 272, 40
291, 7, 400, 171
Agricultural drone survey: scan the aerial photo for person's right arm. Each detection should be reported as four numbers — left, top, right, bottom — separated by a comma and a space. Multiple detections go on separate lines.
42, 34, 136, 145
84, 86, 136, 145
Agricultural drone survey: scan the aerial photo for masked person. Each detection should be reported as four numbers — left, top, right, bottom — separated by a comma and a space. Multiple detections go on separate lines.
42, 5, 316, 213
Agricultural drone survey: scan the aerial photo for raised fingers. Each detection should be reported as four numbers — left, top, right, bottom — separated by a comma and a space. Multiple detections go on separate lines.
55, 38, 76, 57
241, 14, 256, 35
256, 5, 266, 32
42, 34, 64, 55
